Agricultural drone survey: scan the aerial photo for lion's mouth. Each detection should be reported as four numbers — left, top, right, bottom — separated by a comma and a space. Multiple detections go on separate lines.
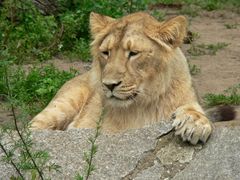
110, 93, 138, 101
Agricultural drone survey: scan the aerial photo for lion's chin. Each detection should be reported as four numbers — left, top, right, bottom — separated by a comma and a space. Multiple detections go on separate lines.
105, 95, 136, 108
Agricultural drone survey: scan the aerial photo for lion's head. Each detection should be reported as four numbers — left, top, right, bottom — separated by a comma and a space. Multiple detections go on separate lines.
90, 12, 187, 108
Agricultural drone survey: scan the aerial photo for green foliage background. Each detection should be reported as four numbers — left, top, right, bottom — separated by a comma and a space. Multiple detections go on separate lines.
0, 0, 148, 64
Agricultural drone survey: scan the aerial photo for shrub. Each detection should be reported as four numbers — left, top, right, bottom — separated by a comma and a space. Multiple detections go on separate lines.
0, 0, 148, 63
0, 64, 77, 115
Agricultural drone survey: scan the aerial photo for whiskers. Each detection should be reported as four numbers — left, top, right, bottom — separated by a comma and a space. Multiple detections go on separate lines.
128, 91, 139, 103
135, 89, 150, 99
133, 89, 159, 106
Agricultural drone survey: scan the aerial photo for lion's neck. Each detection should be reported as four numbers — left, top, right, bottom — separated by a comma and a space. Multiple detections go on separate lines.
102, 97, 173, 132
102, 81, 196, 132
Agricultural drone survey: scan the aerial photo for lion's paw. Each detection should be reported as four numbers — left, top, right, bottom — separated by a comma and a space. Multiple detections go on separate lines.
29, 118, 56, 130
171, 107, 212, 145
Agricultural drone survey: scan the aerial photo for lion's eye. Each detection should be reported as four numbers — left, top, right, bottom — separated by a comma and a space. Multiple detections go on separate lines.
128, 51, 139, 59
102, 51, 109, 57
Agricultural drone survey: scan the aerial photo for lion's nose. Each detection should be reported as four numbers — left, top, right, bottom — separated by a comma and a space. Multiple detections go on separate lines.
103, 81, 122, 91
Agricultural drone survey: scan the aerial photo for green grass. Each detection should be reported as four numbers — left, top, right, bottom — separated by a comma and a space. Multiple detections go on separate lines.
187, 42, 229, 56
189, 64, 200, 75
184, 31, 200, 44
204, 84, 240, 107
224, 23, 239, 29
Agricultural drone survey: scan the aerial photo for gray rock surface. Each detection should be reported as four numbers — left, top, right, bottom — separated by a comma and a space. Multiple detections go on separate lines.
0, 122, 240, 180
173, 126, 240, 180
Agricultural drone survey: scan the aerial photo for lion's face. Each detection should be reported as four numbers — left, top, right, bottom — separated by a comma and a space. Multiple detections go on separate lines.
90, 12, 187, 108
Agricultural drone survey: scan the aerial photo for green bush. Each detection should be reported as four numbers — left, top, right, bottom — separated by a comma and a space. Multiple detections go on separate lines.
54, 0, 148, 61
1, 65, 77, 115
0, 0, 148, 63
0, 0, 58, 63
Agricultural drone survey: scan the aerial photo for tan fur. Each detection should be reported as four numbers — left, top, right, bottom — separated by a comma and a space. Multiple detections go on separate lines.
30, 12, 212, 144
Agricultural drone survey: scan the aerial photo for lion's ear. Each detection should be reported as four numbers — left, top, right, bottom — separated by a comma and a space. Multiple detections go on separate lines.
90, 12, 115, 38
145, 16, 187, 50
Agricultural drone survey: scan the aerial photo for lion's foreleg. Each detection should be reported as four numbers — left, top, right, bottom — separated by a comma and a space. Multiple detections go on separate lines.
30, 85, 90, 130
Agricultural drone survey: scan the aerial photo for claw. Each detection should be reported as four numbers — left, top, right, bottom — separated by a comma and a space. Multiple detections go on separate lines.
173, 119, 181, 128
171, 108, 212, 145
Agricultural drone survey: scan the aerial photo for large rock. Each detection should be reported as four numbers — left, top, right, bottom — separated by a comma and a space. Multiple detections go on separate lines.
0, 121, 239, 179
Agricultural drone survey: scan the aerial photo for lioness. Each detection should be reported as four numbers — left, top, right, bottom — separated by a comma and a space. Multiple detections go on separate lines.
30, 12, 213, 145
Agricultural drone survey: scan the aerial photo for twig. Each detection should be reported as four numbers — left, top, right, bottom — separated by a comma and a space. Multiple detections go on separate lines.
0, 142, 24, 179
40, 23, 64, 51
85, 110, 104, 180
4, 68, 45, 180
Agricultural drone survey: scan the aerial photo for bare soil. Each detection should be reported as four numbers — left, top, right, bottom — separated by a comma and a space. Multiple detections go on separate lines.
185, 10, 240, 99
0, 10, 240, 124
